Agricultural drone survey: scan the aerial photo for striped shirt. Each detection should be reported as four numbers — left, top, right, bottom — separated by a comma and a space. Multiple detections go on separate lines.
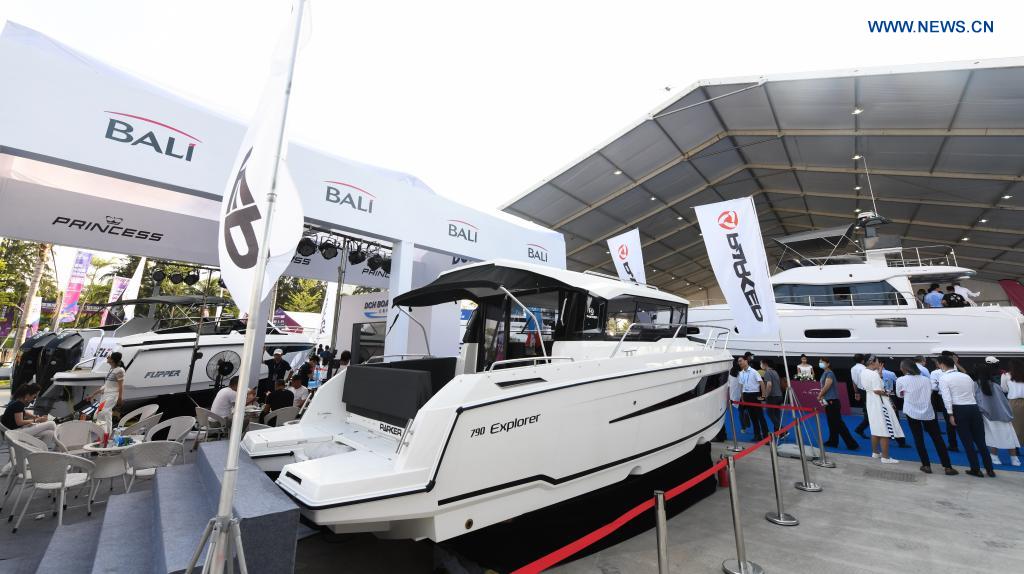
896, 374, 934, 420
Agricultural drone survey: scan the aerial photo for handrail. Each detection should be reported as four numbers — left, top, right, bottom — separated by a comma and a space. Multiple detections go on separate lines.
609, 322, 733, 357
487, 356, 575, 371
364, 354, 432, 364
499, 286, 547, 360
610, 322, 685, 358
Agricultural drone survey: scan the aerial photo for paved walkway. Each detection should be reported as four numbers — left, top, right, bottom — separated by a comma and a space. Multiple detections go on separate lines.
555, 443, 1024, 573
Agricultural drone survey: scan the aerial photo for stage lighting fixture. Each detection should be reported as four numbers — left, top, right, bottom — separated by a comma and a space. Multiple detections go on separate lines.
381, 256, 392, 274
297, 237, 318, 257
184, 269, 201, 285
319, 239, 339, 260
152, 268, 166, 282
169, 271, 184, 284
367, 253, 384, 271
348, 245, 367, 265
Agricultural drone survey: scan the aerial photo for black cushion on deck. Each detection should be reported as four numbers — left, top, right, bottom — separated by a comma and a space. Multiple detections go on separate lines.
343, 365, 433, 427
364, 357, 457, 395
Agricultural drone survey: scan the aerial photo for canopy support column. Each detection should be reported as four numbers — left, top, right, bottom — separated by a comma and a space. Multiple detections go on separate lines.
384, 240, 415, 360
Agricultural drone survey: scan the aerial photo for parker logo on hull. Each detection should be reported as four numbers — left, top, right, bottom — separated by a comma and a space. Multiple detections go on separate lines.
52, 216, 164, 242
527, 243, 549, 263
103, 111, 200, 162
448, 220, 479, 243
325, 181, 375, 213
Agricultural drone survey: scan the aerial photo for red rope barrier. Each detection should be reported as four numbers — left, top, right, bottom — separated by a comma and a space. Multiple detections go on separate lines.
511, 406, 826, 573
731, 400, 814, 412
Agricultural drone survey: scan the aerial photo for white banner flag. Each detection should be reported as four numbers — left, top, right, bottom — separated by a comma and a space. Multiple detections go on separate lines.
122, 256, 146, 321
217, 2, 306, 314
606, 228, 647, 285
694, 197, 778, 337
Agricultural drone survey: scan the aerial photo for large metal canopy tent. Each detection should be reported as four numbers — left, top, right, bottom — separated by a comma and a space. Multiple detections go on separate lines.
502, 58, 1024, 298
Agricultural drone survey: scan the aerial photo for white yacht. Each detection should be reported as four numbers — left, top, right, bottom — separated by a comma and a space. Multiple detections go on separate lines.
243, 260, 732, 542
688, 214, 1024, 374
40, 295, 312, 416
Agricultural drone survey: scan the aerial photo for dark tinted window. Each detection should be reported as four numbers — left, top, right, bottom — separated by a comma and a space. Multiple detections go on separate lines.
775, 281, 904, 306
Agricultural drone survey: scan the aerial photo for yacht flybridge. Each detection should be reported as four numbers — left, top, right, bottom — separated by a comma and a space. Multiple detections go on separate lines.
40, 295, 312, 415
689, 214, 1024, 371
243, 260, 732, 541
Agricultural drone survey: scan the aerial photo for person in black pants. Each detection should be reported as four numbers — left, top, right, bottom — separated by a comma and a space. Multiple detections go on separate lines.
895, 360, 957, 475
937, 355, 994, 477
816, 357, 858, 449
929, 355, 960, 452
761, 359, 786, 435
737, 355, 769, 441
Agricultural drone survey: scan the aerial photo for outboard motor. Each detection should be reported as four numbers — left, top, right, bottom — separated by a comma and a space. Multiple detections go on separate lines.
11, 332, 56, 391
36, 331, 85, 392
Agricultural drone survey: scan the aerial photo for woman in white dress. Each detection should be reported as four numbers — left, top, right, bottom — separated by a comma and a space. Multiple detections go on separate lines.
862, 355, 904, 463
795, 354, 815, 380
975, 361, 1021, 466
90, 351, 125, 427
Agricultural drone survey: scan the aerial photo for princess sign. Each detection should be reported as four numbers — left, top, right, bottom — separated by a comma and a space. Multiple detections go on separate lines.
694, 197, 778, 336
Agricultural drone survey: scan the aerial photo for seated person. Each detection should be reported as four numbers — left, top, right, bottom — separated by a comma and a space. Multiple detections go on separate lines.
2, 383, 56, 447
209, 376, 255, 419
289, 375, 310, 408
295, 356, 318, 386
260, 379, 295, 424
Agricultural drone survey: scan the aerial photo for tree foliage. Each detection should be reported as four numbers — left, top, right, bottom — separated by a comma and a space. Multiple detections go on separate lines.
276, 277, 326, 312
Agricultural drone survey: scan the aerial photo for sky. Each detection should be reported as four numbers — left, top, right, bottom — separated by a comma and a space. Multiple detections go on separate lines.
3, 0, 1022, 218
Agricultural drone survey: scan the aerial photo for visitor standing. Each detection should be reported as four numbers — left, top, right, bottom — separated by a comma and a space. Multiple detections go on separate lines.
738, 355, 769, 441
930, 354, 960, 452
761, 359, 785, 436
896, 360, 956, 475
1003, 359, 1024, 446
975, 359, 1021, 467
937, 355, 994, 477
817, 357, 858, 450
881, 360, 908, 448
851, 354, 871, 438
924, 284, 944, 308
942, 286, 967, 308
795, 354, 815, 380
953, 282, 981, 306
727, 359, 747, 432
862, 355, 903, 463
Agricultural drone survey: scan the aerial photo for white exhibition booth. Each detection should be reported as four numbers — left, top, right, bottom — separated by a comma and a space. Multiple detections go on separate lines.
0, 22, 566, 357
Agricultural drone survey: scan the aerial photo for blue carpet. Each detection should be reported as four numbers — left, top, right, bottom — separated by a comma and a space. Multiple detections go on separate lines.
724, 406, 1023, 473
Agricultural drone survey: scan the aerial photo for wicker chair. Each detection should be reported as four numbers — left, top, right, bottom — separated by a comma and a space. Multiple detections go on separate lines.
122, 413, 163, 437
117, 404, 160, 428
2, 431, 48, 522
54, 420, 105, 455
12, 452, 94, 532
192, 408, 228, 451
123, 441, 179, 492
264, 406, 299, 427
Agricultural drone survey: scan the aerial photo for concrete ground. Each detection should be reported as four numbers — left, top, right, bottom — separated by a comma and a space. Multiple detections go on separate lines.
554, 443, 1024, 574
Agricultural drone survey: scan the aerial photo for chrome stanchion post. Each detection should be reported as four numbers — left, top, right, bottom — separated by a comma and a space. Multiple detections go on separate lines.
722, 456, 765, 574
654, 490, 669, 574
793, 414, 822, 492
811, 409, 836, 468
727, 400, 743, 453
765, 434, 799, 526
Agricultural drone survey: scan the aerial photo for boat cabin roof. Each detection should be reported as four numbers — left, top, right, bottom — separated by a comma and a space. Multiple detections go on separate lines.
771, 262, 974, 286
393, 259, 689, 307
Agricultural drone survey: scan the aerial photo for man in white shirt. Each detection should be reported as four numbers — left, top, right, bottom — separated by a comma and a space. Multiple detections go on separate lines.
210, 376, 254, 419
289, 375, 310, 408
937, 356, 994, 477
953, 283, 980, 306
737, 355, 769, 441
896, 360, 956, 475
851, 354, 871, 438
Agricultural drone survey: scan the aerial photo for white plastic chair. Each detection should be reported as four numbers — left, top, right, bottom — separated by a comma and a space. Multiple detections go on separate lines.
2, 431, 48, 522
88, 453, 127, 504
264, 406, 299, 427
192, 408, 227, 451
123, 441, 179, 492
118, 404, 160, 428
12, 452, 94, 532
145, 415, 196, 462
54, 420, 104, 455
122, 413, 163, 437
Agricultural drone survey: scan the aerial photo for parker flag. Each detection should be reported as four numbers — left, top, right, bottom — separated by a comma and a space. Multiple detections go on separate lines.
57, 250, 93, 324
694, 197, 779, 337
216, 1, 308, 314
606, 229, 647, 285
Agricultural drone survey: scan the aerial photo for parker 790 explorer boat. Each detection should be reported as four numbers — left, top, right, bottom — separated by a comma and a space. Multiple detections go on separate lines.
243, 260, 732, 541
689, 214, 1024, 376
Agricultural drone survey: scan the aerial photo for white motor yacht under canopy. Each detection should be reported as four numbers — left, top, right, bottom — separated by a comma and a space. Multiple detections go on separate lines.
502, 58, 1024, 296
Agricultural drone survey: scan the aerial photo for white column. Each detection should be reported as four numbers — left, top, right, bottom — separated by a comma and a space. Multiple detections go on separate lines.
384, 240, 415, 359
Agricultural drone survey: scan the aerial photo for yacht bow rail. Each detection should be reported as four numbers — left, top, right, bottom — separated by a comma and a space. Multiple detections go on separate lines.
609, 323, 731, 358
488, 357, 575, 371
365, 354, 433, 363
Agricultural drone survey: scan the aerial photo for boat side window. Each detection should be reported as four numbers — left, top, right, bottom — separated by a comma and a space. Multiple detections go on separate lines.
604, 296, 686, 341
775, 281, 905, 306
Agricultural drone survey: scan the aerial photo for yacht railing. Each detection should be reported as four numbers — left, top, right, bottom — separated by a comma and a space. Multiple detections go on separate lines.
609, 322, 732, 357
70, 328, 107, 370
882, 245, 959, 268
365, 354, 432, 363
487, 357, 575, 371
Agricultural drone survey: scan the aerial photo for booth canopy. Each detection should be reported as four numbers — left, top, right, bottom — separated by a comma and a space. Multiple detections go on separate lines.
393, 263, 582, 307
502, 58, 1024, 295
0, 22, 566, 283
101, 295, 232, 308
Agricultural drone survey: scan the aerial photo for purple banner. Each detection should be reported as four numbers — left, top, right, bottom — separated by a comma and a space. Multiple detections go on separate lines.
272, 308, 305, 334
0, 305, 17, 339
57, 251, 93, 324
99, 276, 131, 326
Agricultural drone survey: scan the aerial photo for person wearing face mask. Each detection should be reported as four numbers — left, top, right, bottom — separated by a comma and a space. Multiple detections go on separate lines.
817, 357, 858, 450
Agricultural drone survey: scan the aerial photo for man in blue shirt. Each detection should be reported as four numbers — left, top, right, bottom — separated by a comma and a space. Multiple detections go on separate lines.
737, 355, 769, 441
924, 284, 944, 308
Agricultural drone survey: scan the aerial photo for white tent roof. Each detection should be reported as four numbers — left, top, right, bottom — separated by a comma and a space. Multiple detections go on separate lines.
502, 58, 1024, 296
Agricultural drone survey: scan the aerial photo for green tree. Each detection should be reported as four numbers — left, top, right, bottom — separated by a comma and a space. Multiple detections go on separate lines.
277, 278, 325, 312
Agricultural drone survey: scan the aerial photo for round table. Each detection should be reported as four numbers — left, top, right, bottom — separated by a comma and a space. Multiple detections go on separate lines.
82, 435, 145, 454
82, 436, 142, 502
